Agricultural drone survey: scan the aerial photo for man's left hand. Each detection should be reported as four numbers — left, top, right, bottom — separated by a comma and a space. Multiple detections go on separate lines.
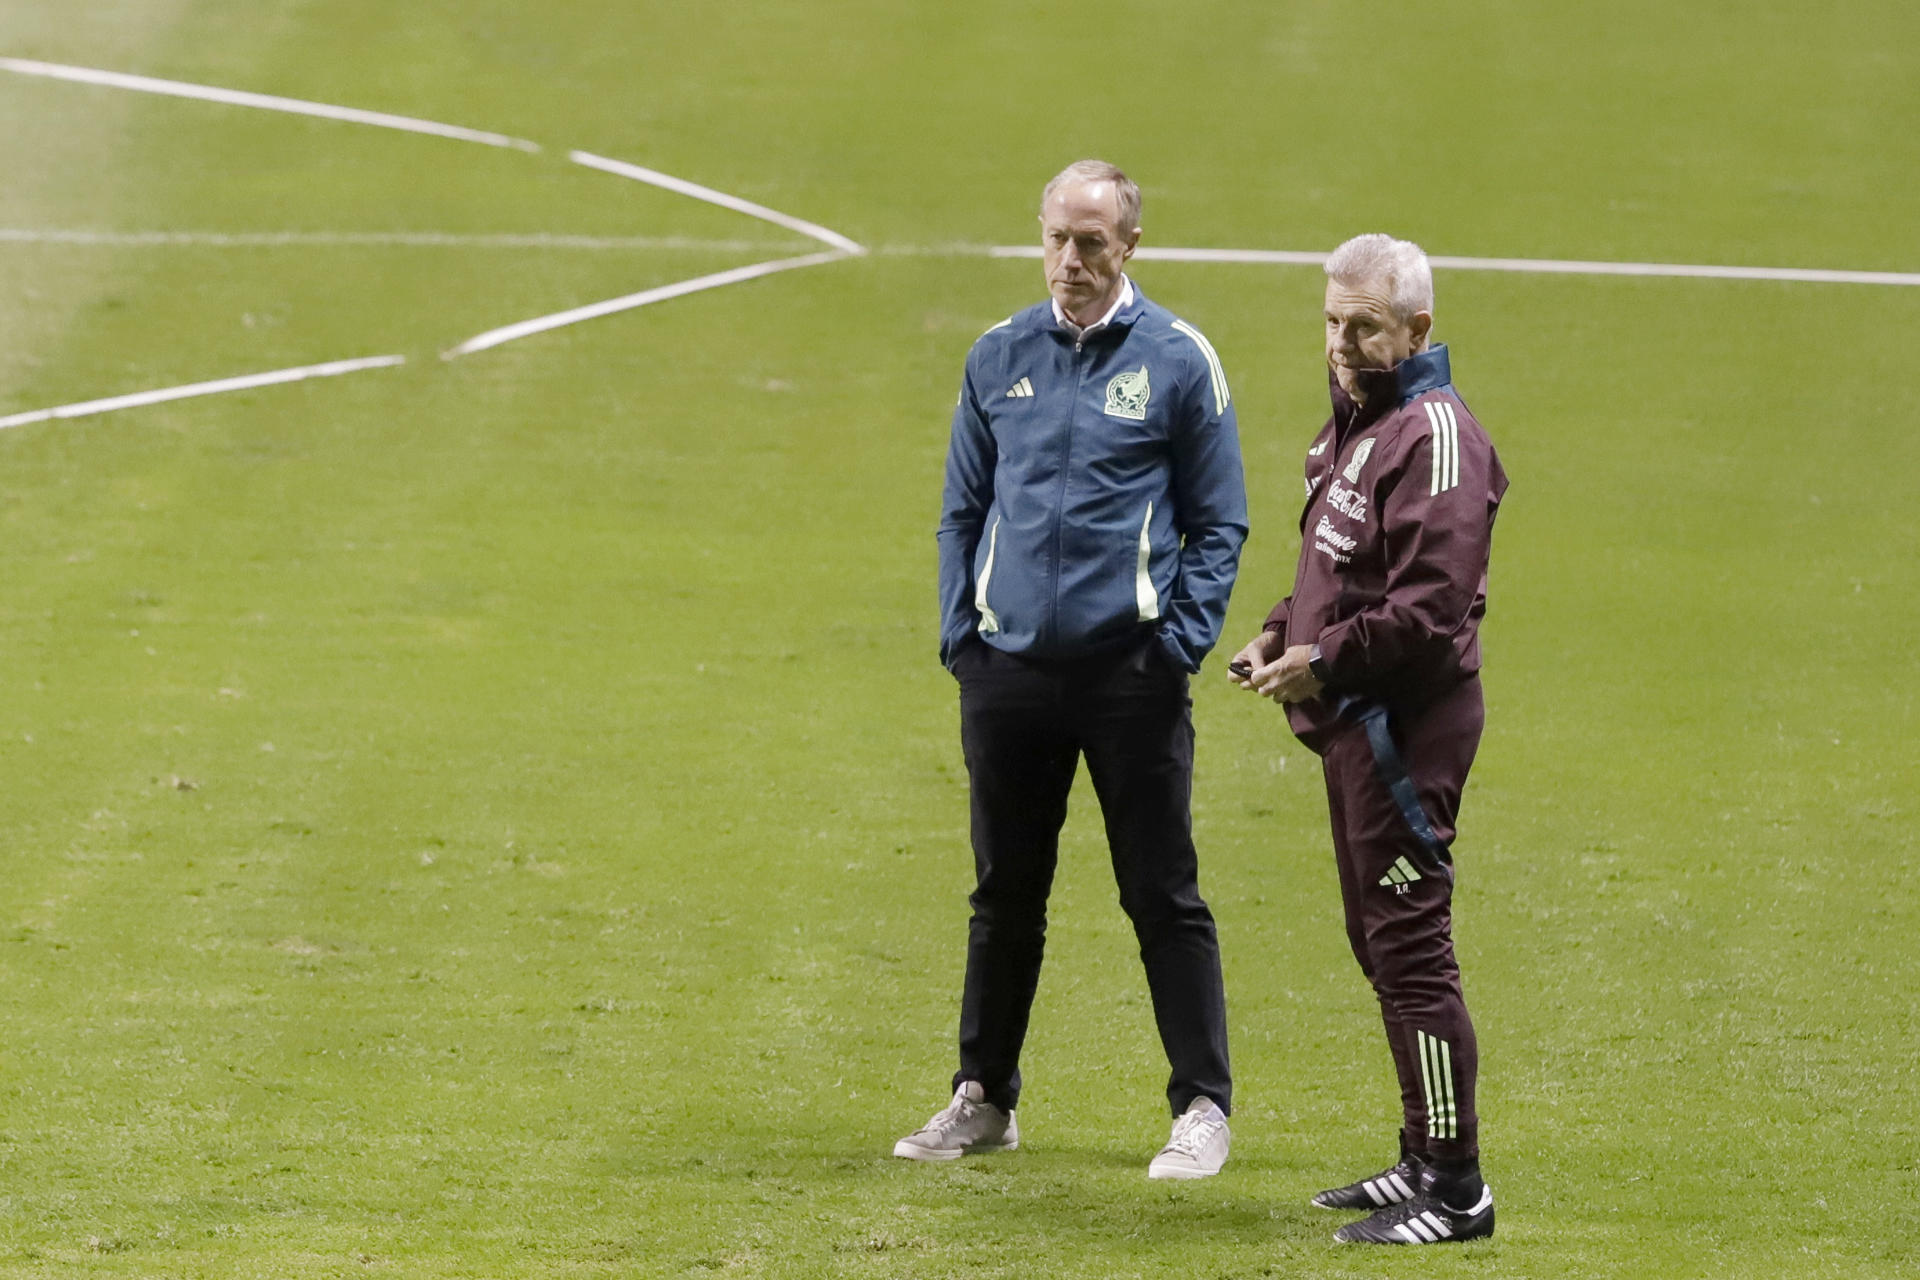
1251, 644, 1324, 704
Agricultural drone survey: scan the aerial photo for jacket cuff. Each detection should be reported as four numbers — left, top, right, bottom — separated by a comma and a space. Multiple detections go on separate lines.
1157, 630, 1199, 674
940, 629, 975, 671
1314, 622, 1354, 684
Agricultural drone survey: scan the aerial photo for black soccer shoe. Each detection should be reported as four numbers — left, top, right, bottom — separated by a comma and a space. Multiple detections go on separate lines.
1310, 1156, 1426, 1211
1332, 1185, 1495, 1245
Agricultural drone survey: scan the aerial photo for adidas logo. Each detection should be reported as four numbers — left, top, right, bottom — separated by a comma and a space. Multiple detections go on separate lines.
1378, 856, 1422, 889
1005, 377, 1035, 399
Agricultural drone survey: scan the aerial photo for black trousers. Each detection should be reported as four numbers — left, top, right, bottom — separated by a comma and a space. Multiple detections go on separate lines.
951, 634, 1232, 1117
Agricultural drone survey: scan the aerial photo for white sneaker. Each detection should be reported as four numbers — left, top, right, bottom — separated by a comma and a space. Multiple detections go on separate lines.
1147, 1097, 1230, 1179
892, 1081, 1019, 1161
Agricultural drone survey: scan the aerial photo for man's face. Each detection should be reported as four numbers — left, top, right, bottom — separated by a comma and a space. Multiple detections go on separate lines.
1324, 277, 1432, 401
1040, 180, 1138, 324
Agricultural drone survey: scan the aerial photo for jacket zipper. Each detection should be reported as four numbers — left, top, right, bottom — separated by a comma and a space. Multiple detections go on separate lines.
1047, 343, 1085, 649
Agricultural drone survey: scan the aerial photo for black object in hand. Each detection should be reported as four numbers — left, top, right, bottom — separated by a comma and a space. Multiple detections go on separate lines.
1228, 659, 1253, 678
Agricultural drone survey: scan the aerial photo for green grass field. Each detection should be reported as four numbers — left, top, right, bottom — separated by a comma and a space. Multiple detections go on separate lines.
3, 2, 1918, 1276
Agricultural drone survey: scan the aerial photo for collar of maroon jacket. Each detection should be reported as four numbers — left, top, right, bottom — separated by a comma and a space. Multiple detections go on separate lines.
1327, 344, 1454, 432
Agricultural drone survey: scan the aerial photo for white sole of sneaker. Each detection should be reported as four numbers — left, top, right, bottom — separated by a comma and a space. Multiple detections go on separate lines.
1147, 1163, 1220, 1180
892, 1142, 963, 1161
891, 1139, 1018, 1161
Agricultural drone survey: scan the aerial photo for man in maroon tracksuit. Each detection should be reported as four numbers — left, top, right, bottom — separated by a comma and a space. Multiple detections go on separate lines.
1229, 233, 1507, 1247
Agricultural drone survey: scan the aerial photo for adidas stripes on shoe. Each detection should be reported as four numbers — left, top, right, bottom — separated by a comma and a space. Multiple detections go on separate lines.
1311, 1133, 1426, 1211
1311, 1157, 1424, 1210
1333, 1184, 1495, 1245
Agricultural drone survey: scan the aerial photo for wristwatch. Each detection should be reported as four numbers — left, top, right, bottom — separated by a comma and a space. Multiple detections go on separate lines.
1307, 644, 1331, 683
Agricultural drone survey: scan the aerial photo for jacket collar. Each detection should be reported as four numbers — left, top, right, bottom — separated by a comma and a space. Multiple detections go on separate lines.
1048, 277, 1145, 339
1328, 344, 1453, 429
1394, 344, 1452, 402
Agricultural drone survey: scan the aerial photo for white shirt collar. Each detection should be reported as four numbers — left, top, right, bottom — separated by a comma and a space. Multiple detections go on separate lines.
1052, 276, 1134, 338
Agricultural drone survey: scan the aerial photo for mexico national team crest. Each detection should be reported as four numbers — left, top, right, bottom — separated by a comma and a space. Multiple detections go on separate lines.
1342, 437, 1376, 483
1104, 366, 1151, 420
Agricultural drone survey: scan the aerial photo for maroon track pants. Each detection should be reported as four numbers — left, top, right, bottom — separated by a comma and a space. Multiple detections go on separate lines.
1320, 675, 1484, 1160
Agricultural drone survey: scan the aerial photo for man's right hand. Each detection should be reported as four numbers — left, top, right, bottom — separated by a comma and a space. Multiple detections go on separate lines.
1226, 631, 1286, 689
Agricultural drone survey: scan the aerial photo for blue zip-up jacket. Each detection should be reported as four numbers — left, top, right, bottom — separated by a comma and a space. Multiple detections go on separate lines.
937, 283, 1249, 672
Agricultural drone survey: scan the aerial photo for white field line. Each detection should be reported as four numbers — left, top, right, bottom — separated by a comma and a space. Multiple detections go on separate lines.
0, 355, 406, 432
1420, 254, 1920, 287
12, 229, 1916, 287
0, 56, 540, 152
445, 251, 850, 357
990, 243, 1920, 286
570, 150, 865, 256
0, 228, 805, 253
3, 58, 1908, 287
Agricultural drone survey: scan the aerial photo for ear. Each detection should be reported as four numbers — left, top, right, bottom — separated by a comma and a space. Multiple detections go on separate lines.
1408, 310, 1434, 349
1121, 226, 1141, 261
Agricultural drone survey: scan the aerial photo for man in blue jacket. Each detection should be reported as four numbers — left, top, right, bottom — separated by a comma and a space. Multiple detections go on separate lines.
893, 160, 1248, 1179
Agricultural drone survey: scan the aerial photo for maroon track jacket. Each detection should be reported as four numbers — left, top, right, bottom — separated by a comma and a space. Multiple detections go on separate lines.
1263, 345, 1508, 753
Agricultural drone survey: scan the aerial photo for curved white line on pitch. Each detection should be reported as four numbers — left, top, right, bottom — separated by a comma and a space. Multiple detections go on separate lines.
570, 150, 864, 255
0, 56, 869, 410
0, 59, 865, 262
0, 355, 406, 432
988, 244, 1920, 286
446, 251, 849, 357
0, 57, 540, 152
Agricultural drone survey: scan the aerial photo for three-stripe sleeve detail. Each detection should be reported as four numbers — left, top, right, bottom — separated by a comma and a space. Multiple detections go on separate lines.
1170, 320, 1231, 415
1444, 401, 1461, 490
1134, 502, 1160, 622
1422, 399, 1461, 496
1418, 1031, 1458, 1141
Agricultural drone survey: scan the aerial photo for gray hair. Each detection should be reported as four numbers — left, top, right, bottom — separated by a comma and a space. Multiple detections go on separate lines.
1041, 159, 1142, 234
1325, 233, 1434, 320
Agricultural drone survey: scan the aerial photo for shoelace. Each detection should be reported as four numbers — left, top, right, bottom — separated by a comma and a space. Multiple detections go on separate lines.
921, 1095, 980, 1137
1164, 1108, 1224, 1156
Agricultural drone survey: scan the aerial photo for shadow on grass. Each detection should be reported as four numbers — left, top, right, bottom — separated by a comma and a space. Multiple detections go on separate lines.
596, 1135, 1332, 1256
